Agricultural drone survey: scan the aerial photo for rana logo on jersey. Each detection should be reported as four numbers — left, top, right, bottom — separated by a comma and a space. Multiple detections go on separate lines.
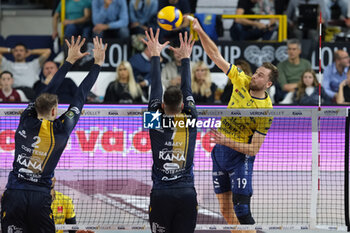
143, 110, 161, 129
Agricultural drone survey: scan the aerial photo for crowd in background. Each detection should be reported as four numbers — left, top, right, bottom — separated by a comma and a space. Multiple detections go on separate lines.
0, 0, 350, 105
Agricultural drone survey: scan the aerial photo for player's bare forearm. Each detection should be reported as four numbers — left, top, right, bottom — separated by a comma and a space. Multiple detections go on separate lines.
212, 130, 265, 156
192, 18, 230, 73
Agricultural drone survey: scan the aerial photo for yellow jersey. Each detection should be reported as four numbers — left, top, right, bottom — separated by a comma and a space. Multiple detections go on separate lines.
219, 64, 273, 143
51, 191, 76, 233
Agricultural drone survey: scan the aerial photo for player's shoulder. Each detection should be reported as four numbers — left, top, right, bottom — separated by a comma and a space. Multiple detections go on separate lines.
55, 191, 73, 202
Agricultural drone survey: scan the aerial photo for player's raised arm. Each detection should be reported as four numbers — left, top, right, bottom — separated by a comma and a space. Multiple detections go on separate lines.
40, 36, 89, 96
141, 28, 169, 110
70, 36, 107, 111
169, 32, 195, 108
192, 18, 230, 74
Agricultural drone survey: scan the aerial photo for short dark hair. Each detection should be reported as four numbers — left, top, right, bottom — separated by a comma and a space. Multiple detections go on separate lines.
35, 93, 58, 116
0, 71, 13, 79
14, 43, 28, 50
163, 86, 183, 113
261, 62, 278, 85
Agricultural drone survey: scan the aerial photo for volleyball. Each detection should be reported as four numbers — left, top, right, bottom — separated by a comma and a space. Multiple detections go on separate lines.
157, 6, 183, 31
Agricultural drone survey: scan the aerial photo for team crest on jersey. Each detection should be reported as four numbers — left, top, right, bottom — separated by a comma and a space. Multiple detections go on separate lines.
57, 206, 63, 213
65, 111, 75, 119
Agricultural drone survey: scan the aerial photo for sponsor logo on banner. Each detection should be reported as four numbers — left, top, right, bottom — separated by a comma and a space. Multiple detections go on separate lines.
4, 110, 20, 116
108, 111, 119, 115
82, 110, 100, 116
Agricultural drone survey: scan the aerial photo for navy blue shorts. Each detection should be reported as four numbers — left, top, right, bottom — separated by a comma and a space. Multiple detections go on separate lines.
1, 189, 55, 233
211, 144, 255, 196
149, 187, 198, 233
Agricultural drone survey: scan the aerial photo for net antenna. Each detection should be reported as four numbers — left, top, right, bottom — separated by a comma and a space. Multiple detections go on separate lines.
318, 11, 322, 110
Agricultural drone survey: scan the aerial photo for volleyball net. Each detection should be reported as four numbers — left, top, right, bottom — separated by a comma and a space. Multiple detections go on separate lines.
0, 106, 349, 231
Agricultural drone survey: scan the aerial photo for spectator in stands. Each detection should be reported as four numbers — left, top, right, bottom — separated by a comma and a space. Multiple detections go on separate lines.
92, 0, 129, 40
189, 0, 197, 13
286, 0, 326, 40
52, 0, 92, 39
129, 46, 152, 99
336, 68, 350, 105
230, 0, 277, 41
323, 49, 350, 99
33, 61, 78, 104
277, 39, 311, 94
323, 0, 349, 25
129, 0, 158, 35
0, 43, 51, 100
0, 71, 21, 102
161, 51, 182, 89
158, 0, 191, 43
191, 61, 217, 104
104, 61, 144, 103
221, 59, 252, 104
292, 69, 331, 105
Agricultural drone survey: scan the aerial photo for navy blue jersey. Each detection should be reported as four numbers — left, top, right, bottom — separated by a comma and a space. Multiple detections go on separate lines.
148, 57, 197, 189
6, 62, 101, 193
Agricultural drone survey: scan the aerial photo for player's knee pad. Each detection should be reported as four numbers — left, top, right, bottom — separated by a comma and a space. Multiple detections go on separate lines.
233, 194, 255, 224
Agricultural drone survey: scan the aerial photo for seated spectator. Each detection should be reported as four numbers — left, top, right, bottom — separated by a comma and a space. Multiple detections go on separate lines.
158, 0, 191, 44
0, 71, 21, 102
33, 61, 78, 104
129, 0, 158, 35
324, 0, 349, 26
323, 49, 350, 99
221, 59, 252, 104
104, 61, 144, 103
0, 43, 51, 100
52, 0, 92, 39
129, 46, 152, 99
230, 0, 277, 41
161, 51, 182, 89
286, 0, 326, 40
277, 39, 311, 94
191, 61, 217, 104
92, 0, 129, 40
292, 69, 331, 105
336, 68, 350, 104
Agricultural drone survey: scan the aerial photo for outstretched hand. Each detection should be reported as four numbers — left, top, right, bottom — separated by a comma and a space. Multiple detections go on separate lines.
65, 36, 89, 64
141, 28, 169, 57
191, 18, 203, 34
92, 36, 107, 66
169, 31, 195, 60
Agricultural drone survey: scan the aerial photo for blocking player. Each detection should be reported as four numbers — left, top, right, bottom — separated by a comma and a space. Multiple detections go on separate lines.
1, 36, 107, 233
142, 28, 198, 233
192, 18, 278, 228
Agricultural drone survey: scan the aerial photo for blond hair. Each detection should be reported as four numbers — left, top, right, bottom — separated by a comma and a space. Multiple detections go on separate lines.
191, 61, 212, 97
116, 61, 143, 99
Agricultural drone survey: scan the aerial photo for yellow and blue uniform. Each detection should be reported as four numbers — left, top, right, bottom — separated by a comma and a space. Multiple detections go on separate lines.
212, 64, 272, 224
1, 61, 101, 233
148, 57, 198, 233
51, 191, 76, 233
